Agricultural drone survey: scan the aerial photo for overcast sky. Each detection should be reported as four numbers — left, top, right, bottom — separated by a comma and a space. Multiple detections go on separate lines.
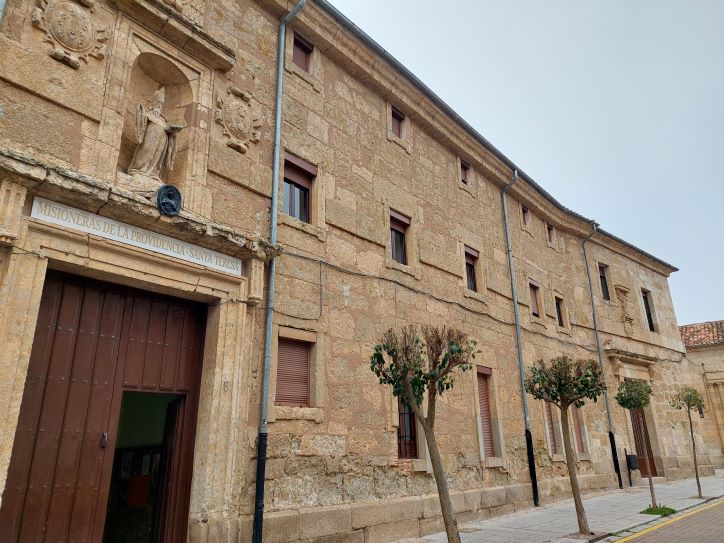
327, 0, 724, 325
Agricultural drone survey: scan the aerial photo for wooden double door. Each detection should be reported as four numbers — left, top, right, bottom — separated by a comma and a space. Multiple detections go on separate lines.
631, 408, 658, 478
0, 272, 205, 542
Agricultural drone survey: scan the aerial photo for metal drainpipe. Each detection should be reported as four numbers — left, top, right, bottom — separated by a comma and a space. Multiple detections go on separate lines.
582, 221, 623, 489
252, 2, 306, 542
502, 169, 539, 506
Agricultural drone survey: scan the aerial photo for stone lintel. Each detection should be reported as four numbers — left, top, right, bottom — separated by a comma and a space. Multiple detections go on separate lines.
0, 148, 280, 261
113, 0, 235, 71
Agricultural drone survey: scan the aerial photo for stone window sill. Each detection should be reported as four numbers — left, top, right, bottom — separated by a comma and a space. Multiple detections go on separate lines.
530, 315, 546, 327
386, 131, 412, 154
458, 180, 475, 196
556, 325, 572, 336
288, 62, 322, 93
464, 288, 488, 304
279, 213, 327, 241
551, 453, 566, 463
577, 452, 591, 462
269, 405, 325, 423
385, 256, 420, 279
412, 458, 432, 473
483, 456, 504, 468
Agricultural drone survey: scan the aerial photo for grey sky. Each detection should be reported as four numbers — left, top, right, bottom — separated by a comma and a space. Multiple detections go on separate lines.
327, 0, 724, 325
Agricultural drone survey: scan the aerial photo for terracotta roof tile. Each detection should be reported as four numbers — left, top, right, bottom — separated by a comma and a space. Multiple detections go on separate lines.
679, 320, 724, 348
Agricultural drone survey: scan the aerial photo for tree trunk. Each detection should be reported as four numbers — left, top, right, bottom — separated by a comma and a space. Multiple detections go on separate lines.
637, 410, 658, 508
422, 424, 460, 543
687, 409, 702, 498
560, 404, 591, 535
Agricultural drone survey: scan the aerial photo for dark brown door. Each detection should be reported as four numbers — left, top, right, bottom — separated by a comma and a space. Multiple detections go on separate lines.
631, 408, 657, 477
0, 272, 205, 543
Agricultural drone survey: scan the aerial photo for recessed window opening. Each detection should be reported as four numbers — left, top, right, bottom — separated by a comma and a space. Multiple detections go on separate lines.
397, 399, 418, 459
477, 367, 496, 457
599, 264, 611, 301
529, 283, 541, 318
292, 33, 313, 72
545, 401, 559, 454
275, 338, 311, 407
641, 289, 656, 332
464, 245, 478, 292
390, 210, 410, 265
283, 155, 316, 224
391, 106, 405, 139
460, 159, 470, 184
571, 405, 586, 454
555, 296, 565, 327
521, 205, 530, 226
546, 223, 555, 243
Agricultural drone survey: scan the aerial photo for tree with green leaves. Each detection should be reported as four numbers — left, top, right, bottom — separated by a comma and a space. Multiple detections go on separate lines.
524, 356, 606, 535
370, 325, 477, 543
615, 379, 657, 507
671, 386, 706, 498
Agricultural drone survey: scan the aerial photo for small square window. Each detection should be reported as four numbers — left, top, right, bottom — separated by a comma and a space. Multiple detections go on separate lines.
283, 155, 316, 224
391, 106, 405, 139
521, 205, 531, 227
598, 264, 611, 301
276, 338, 311, 407
292, 33, 313, 72
460, 160, 470, 185
464, 245, 478, 292
529, 283, 541, 318
555, 296, 565, 327
390, 211, 410, 265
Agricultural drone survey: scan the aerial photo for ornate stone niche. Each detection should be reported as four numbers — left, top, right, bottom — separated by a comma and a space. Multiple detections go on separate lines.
117, 52, 193, 191
99, 17, 213, 215
31, 0, 109, 69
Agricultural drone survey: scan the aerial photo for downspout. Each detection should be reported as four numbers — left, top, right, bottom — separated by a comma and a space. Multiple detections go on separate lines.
582, 221, 623, 489
252, 2, 306, 542
502, 169, 539, 506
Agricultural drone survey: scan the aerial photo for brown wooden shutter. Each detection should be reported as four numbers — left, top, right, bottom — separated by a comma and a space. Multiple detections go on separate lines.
545, 401, 558, 454
477, 371, 495, 457
275, 339, 310, 407
571, 405, 585, 453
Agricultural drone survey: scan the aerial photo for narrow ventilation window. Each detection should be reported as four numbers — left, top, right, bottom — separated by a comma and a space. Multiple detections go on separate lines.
529, 283, 541, 318
460, 159, 470, 185
391, 106, 405, 139
292, 33, 313, 72
599, 264, 611, 301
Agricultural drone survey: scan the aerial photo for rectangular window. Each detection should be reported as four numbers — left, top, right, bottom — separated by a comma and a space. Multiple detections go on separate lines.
599, 264, 611, 301
545, 401, 559, 454
529, 283, 540, 318
391, 106, 405, 139
283, 155, 316, 223
642, 289, 656, 332
477, 367, 496, 457
390, 210, 409, 265
555, 296, 565, 327
460, 159, 470, 184
275, 338, 310, 407
571, 405, 586, 454
397, 399, 418, 459
292, 33, 313, 72
546, 223, 555, 244
465, 245, 478, 292
521, 205, 530, 226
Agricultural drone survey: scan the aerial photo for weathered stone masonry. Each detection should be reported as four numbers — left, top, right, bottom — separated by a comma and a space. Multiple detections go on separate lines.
0, 0, 720, 541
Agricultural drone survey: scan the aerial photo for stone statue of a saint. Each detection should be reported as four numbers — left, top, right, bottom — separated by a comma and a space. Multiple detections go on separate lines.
127, 88, 183, 183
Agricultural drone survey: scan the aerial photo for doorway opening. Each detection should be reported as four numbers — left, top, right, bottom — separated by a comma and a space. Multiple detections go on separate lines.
104, 392, 184, 543
631, 407, 658, 477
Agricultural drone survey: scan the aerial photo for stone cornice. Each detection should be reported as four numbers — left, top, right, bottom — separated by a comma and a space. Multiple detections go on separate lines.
0, 148, 280, 261
258, 0, 677, 276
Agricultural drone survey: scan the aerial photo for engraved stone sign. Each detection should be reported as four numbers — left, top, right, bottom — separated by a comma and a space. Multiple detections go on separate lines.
32, 198, 242, 276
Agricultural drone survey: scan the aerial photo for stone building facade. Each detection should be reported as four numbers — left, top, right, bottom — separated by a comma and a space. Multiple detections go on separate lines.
0, 0, 719, 541
680, 321, 724, 469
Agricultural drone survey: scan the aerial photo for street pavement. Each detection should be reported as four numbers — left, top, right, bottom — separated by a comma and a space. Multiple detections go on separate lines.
610, 499, 723, 542
402, 470, 724, 543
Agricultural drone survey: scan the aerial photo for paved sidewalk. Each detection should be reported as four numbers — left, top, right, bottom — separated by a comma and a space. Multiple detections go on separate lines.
409, 470, 724, 543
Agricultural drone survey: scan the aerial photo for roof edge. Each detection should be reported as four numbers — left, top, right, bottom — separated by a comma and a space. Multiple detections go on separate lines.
312, 0, 678, 273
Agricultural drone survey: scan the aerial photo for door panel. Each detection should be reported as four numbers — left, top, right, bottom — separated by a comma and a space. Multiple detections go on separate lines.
0, 272, 205, 543
631, 408, 657, 477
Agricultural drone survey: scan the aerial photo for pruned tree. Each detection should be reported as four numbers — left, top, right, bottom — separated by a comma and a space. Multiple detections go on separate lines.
670, 386, 706, 498
370, 325, 477, 543
524, 356, 606, 536
615, 379, 657, 507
